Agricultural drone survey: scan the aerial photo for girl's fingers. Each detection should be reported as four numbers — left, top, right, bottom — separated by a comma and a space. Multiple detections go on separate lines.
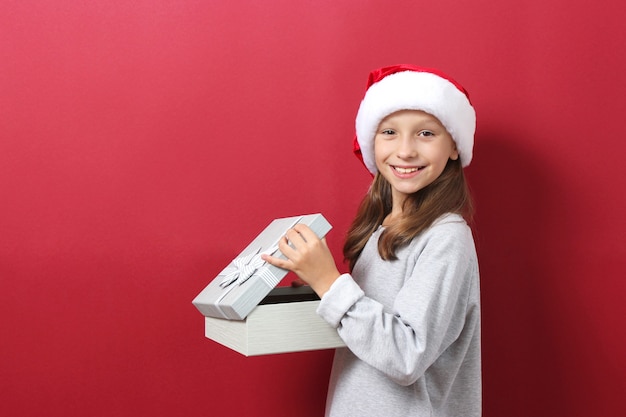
278, 235, 298, 258
292, 223, 318, 243
284, 227, 307, 248
261, 253, 291, 270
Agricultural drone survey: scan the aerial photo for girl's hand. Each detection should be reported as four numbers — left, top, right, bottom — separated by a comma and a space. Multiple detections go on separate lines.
261, 223, 341, 298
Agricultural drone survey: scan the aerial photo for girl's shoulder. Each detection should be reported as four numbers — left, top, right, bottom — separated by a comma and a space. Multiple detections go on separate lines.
432, 212, 466, 224
430, 213, 470, 231
409, 213, 474, 252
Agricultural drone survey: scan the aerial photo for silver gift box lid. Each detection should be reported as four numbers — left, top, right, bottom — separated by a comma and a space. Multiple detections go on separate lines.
192, 213, 332, 320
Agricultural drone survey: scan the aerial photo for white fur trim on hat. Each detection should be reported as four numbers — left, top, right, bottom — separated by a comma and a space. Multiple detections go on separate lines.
355, 70, 476, 173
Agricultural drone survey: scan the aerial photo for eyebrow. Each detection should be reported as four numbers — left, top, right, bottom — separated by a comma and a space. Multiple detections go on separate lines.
378, 120, 444, 130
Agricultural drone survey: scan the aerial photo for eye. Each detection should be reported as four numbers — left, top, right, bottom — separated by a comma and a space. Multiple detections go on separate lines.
418, 130, 435, 137
380, 128, 396, 135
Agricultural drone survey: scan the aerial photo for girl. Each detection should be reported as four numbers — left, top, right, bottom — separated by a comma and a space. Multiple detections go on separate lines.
262, 64, 481, 417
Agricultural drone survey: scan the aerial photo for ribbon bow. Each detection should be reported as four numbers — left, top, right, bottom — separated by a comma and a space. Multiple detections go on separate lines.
217, 216, 302, 290
219, 246, 275, 288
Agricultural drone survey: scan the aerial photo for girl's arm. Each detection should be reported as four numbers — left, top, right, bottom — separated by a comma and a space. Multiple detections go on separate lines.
319, 221, 479, 386
262, 220, 479, 386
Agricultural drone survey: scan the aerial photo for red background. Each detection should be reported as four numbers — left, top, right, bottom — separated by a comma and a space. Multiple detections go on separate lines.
1, 1, 624, 416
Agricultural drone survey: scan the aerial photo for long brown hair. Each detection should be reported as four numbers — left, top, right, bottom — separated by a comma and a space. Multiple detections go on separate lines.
343, 158, 473, 271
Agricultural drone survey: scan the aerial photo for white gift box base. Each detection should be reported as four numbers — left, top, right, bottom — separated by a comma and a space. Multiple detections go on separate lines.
204, 286, 345, 356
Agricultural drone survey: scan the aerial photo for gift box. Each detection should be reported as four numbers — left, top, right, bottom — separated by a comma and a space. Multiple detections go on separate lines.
193, 213, 345, 355
203, 286, 345, 356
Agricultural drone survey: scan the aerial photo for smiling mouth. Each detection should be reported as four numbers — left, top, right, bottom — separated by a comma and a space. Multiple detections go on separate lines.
392, 166, 424, 174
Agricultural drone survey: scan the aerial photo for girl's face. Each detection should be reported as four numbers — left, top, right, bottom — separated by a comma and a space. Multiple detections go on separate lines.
374, 109, 459, 209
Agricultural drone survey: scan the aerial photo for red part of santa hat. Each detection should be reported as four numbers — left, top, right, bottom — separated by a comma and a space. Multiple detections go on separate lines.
354, 64, 476, 174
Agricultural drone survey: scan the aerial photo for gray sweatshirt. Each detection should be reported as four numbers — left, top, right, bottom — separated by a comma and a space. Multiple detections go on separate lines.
317, 213, 481, 417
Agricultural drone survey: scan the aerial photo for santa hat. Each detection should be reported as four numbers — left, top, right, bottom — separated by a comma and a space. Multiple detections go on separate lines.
354, 64, 476, 174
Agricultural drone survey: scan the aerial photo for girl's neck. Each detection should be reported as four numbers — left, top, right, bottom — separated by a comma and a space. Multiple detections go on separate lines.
383, 195, 405, 226
382, 210, 403, 227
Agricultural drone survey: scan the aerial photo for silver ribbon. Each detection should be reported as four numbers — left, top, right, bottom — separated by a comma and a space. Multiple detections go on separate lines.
212, 216, 304, 318
217, 216, 303, 289
214, 249, 280, 319
218, 246, 276, 288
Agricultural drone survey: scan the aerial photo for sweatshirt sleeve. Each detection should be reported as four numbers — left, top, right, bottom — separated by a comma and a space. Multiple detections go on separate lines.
317, 220, 476, 386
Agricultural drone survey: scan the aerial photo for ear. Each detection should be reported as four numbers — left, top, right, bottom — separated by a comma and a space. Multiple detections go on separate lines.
450, 144, 460, 161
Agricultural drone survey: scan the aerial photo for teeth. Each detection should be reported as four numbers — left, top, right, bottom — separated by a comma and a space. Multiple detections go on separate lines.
394, 166, 419, 174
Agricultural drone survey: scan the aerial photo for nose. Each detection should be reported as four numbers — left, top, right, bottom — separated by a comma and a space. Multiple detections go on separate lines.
396, 135, 417, 159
